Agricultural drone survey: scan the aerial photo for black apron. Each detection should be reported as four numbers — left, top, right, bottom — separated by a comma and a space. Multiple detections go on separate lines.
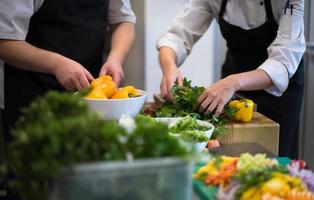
4, 1, 109, 199
3, 0, 109, 143
219, 0, 304, 159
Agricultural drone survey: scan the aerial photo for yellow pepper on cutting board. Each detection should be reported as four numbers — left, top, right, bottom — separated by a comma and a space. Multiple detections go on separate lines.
229, 99, 254, 122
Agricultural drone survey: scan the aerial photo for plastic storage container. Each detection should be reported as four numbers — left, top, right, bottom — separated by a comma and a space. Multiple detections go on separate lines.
50, 157, 193, 200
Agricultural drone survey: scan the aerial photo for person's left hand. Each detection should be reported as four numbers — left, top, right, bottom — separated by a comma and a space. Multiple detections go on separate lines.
197, 75, 239, 117
99, 60, 124, 86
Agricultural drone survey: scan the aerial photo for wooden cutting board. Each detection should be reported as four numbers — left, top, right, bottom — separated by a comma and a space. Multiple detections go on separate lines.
217, 112, 279, 156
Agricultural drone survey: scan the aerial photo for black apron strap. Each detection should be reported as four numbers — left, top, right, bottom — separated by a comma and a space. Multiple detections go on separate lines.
264, 0, 275, 22
219, 0, 228, 19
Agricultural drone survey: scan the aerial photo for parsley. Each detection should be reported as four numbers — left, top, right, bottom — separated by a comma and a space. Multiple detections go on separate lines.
156, 78, 237, 138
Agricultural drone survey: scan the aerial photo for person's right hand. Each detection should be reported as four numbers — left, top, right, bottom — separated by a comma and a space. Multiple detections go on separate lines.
53, 56, 94, 91
160, 64, 183, 101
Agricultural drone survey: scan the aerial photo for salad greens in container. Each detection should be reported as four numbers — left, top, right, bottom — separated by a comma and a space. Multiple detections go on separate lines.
156, 116, 214, 152
169, 116, 213, 143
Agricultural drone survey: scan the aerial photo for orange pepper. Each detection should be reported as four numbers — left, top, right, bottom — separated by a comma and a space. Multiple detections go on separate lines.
123, 85, 139, 96
112, 88, 129, 99
91, 75, 113, 89
98, 81, 118, 98
85, 88, 107, 99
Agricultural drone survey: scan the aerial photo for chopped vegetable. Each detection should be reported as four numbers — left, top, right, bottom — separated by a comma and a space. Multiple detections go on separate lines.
180, 130, 209, 143
194, 156, 238, 187
194, 153, 314, 200
237, 153, 278, 175
169, 116, 211, 133
288, 160, 314, 192
286, 190, 314, 200
207, 139, 220, 150
169, 116, 212, 143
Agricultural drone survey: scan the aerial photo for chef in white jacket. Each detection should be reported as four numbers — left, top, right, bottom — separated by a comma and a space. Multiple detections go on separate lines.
157, 0, 305, 158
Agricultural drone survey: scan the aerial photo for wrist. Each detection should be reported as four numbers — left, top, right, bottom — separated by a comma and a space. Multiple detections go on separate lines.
46, 52, 61, 75
228, 74, 242, 91
106, 53, 124, 67
162, 63, 177, 76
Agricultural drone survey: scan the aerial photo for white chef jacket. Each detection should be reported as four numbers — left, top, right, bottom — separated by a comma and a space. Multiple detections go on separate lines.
157, 0, 305, 97
0, 0, 136, 109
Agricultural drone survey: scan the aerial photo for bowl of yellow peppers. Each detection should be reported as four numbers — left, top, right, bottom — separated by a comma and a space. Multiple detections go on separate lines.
83, 75, 147, 120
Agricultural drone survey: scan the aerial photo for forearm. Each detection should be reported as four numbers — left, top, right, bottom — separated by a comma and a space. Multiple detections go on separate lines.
229, 69, 273, 91
0, 40, 63, 74
107, 22, 135, 65
159, 47, 178, 74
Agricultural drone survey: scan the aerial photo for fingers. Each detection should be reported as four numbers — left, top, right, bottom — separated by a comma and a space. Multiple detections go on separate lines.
78, 75, 90, 89
204, 98, 219, 116
196, 92, 208, 110
200, 92, 229, 117
84, 69, 94, 82
160, 78, 168, 100
215, 103, 225, 117
111, 71, 124, 86
197, 88, 228, 117
67, 70, 92, 91
166, 79, 174, 101
198, 95, 214, 113
99, 67, 107, 77
161, 76, 176, 101
55, 57, 93, 91
177, 73, 184, 87
73, 78, 84, 91
99, 64, 124, 86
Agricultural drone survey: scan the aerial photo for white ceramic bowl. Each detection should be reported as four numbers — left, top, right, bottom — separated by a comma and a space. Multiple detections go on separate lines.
155, 117, 214, 152
83, 90, 147, 120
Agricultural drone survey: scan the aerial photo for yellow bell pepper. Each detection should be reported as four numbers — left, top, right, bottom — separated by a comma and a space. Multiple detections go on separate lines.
229, 99, 254, 122
112, 88, 129, 99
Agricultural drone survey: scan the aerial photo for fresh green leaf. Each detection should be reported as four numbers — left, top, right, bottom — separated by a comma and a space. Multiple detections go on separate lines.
156, 78, 237, 138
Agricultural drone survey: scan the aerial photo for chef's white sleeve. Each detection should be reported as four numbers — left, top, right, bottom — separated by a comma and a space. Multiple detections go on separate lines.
108, 0, 136, 25
0, 0, 37, 40
258, 0, 305, 96
157, 0, 214, 66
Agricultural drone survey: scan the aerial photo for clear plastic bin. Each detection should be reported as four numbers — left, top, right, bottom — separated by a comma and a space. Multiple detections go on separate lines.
50, 157, 193, 200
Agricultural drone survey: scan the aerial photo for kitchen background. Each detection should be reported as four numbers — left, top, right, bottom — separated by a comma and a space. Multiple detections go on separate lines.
123, 0, 314, 169
0, 0, 313, 168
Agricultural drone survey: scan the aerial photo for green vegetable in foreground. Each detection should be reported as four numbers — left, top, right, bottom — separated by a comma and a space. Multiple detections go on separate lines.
3, 91, 192, 200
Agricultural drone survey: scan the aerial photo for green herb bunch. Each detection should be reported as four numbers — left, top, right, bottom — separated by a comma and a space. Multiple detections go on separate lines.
3, 91, 191, 200
156, 78, 237, 138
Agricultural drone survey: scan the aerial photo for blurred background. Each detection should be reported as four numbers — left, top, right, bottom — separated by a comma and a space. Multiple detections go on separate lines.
123, 0, 314, 169
0, 0, 313, 168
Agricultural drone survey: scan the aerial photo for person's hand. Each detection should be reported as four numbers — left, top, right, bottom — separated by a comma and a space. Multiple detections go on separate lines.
53, 57, 94, 91
99, 60, 124, 86
197, 75, 240, 117
160, 64, 183, 101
